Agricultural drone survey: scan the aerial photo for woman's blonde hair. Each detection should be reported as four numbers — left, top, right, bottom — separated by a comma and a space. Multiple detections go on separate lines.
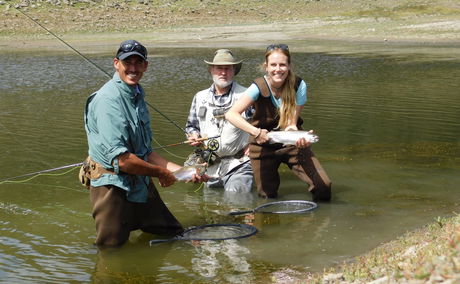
263, 46, 297, 130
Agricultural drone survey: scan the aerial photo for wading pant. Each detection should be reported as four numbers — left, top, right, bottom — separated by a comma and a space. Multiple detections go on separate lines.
206, 160, 254, 193
89, 182, 183, 247
249, 143, 331, 201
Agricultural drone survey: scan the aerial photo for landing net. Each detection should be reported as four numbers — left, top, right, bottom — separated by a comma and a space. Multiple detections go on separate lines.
229, 200, 317, 215
150, 223, 257, 245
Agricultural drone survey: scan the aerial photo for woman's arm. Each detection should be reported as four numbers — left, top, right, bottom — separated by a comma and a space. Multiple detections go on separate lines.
285, 105, 303, 131
225, 94, 269, 144
225, 95, 258, 135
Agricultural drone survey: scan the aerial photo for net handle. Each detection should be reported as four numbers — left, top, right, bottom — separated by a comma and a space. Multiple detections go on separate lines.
228, 209, 254, 216
149, 238, 177, 245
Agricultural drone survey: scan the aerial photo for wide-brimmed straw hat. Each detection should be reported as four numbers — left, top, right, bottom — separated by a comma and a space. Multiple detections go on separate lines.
204, 49, 243, 75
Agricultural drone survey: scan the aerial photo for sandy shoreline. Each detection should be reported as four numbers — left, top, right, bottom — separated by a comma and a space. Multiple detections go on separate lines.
4, 8, 460, 58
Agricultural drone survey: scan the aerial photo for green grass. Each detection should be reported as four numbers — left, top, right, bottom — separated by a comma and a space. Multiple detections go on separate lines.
304, 213, 460, 283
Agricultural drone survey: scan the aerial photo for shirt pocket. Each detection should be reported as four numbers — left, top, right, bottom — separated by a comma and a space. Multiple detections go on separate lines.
139, 108, 152, 149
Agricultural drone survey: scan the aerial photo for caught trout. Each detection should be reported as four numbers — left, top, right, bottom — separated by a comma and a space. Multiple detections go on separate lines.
173, 165, 205, 182
267, 131, 319, 145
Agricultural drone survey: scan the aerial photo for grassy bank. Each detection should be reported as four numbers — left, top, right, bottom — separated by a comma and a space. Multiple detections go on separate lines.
296, 214, 460, 283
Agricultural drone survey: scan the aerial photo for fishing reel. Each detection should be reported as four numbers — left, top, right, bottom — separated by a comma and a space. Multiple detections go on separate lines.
184, 138, 220, 167
207, 138, 219, 152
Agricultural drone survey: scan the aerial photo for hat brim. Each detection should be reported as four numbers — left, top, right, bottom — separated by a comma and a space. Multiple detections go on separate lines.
204, 60, 243, 76
118, 51, 147, 61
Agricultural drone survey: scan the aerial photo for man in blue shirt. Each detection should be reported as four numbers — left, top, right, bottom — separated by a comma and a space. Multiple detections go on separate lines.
84, 40, 205, 247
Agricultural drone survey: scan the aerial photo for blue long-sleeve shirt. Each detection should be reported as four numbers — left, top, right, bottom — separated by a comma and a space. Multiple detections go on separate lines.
84, 72, 152, 202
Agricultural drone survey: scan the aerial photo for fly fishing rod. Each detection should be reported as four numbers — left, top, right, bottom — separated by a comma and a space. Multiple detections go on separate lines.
0, 136, 220, 183
15, 7, 186, 133
5, 8, 219, 183
152, 136, 219, 150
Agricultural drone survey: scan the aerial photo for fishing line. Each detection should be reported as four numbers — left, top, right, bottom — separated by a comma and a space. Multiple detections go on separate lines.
2, 181, 87, 193
15, 7, 186, 134
0, 136, 216, 183
0, 164, 82, 184
8, 8, 215, 185
0, 120, 54, 168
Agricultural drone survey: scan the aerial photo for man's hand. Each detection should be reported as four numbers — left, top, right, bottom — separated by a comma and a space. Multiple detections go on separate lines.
157, 168, 177, 187
189, 163, 210, 183
187, 133, 203, 147
190, 173, 210, 183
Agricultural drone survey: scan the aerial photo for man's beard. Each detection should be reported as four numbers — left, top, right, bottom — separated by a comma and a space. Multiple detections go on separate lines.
213, 77, 233, 89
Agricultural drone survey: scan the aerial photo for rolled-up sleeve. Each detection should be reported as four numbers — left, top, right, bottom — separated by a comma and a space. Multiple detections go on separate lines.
86, 92, 129, 171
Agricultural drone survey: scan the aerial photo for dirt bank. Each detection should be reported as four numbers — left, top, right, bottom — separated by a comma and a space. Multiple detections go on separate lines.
1, 0, 459, 56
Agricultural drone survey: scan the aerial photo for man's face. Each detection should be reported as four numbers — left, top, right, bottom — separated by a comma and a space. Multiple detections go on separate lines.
114, 55, 148, 86
210, 65, 234, 89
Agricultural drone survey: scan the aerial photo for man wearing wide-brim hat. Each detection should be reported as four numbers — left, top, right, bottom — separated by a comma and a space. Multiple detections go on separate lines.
185, 49, 254, 194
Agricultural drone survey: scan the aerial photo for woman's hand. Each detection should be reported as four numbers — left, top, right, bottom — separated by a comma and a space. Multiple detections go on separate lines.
296, 130, 314, 148
284, 125, 298, 131
253, 128, 269, 144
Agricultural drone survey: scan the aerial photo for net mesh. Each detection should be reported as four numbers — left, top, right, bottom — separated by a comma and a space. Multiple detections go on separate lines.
180, 224, 257, 241
255, 200, 317, 214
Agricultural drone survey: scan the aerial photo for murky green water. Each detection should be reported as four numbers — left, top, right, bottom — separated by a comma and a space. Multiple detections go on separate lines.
1, 45, 459, 283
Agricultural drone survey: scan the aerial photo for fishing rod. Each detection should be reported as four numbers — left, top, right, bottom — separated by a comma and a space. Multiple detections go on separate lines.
15, 7, 186, 133
152, 136, 219, 150
0, 136, 219, 183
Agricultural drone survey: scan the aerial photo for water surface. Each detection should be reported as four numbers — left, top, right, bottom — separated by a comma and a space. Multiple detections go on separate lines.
0, 45, 459, 283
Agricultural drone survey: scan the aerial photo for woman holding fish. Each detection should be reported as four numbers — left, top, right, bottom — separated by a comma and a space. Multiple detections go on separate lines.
225, 44, 331, 201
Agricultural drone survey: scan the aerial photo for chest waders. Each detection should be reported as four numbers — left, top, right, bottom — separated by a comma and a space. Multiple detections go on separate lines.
249, 76, 332, 201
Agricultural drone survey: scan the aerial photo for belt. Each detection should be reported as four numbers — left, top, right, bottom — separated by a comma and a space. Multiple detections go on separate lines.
81, 156, 115, 180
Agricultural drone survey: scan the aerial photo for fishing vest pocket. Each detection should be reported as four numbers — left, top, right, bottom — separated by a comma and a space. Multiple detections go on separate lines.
79, 157, 91, 189
78, 156, 115, 189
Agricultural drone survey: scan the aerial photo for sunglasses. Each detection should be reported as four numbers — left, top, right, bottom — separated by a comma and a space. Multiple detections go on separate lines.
266, 44, 289, 51
117, 42, 147, 58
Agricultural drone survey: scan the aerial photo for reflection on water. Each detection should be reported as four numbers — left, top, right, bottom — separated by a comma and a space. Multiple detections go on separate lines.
191, 240, 253, 283
0, 46, 459, 283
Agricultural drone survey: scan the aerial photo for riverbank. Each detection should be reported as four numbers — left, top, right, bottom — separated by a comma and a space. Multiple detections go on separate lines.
2, 0, 460, 57
278, 214, 460, 283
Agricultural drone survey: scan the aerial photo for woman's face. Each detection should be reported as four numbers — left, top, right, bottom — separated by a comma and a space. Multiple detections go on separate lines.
265, 50, 290, 86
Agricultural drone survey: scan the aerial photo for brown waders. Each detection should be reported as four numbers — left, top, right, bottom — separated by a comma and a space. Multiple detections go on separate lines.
249, 143, 331, 200
81, 158, 183, 247
249, 76, 332, 201
89, 182, 183, 247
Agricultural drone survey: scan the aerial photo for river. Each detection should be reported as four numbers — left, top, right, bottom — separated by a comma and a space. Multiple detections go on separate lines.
0, 44, 459, 283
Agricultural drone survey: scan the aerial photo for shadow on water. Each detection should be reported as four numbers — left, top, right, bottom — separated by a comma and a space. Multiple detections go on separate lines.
0, 45, 459, 283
